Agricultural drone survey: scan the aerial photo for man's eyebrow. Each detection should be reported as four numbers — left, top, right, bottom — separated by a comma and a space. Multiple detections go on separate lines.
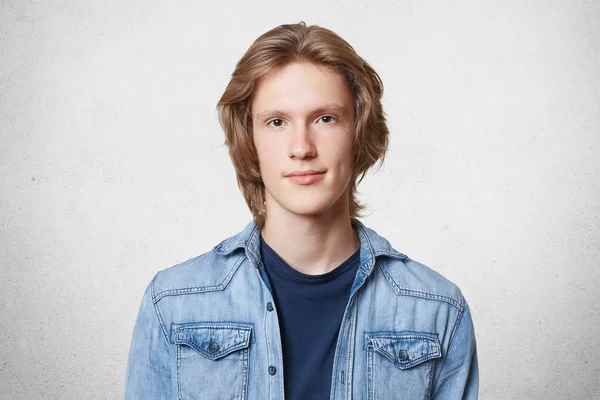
252, 103, 348, 121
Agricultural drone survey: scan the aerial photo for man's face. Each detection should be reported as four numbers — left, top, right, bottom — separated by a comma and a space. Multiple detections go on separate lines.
251, 62, 355, 220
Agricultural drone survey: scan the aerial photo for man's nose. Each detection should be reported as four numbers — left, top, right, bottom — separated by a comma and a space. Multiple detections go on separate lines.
288, 123, 316, 159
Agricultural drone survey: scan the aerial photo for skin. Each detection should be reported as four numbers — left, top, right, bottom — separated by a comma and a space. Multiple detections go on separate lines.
251, 61, 361, 275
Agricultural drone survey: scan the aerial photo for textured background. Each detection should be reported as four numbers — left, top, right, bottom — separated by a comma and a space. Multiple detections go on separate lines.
1, 0, 599, 399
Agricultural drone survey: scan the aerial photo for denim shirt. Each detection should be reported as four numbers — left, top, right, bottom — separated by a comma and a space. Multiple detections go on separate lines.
125, 219, 478, 399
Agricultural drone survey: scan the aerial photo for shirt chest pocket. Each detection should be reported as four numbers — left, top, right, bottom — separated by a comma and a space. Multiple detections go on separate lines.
172, 322, 253, 400
364, 331, 441, 400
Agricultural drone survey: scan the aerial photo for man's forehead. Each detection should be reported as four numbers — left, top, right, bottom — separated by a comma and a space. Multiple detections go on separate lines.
250, 62, 351, 111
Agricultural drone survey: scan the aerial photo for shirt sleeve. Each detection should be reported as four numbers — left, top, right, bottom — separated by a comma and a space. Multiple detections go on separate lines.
432, 299, 479, 399
124, 275, 172, 399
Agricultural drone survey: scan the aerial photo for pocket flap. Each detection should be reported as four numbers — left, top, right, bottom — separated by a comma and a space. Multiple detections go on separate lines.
172, 322, 252, 361
365, 331, 441, 369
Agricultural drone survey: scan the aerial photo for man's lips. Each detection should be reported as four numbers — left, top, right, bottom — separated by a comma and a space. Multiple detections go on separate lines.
285, 170, 326, 177
285, 171, 326, 185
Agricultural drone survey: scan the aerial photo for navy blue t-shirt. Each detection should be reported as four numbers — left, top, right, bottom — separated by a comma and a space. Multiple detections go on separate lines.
259, 233, 360, 400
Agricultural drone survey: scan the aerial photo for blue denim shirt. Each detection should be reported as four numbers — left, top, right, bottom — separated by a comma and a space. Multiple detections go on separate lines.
125, 219, 478, 399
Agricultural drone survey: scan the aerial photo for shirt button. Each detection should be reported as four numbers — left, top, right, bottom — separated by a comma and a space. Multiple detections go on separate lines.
398, 349, 409, 361
266, 302, 274, 312
209, 342, 220, 353
268, 366, 277, 375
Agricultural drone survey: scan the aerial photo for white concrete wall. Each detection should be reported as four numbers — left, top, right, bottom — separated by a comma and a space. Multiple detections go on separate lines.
1, 0, 598, 398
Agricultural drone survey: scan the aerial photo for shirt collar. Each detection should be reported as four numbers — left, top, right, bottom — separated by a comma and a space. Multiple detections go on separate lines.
212, 218, 407, 275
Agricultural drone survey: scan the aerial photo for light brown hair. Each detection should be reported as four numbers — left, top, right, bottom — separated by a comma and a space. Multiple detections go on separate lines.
217, 22, 389, 227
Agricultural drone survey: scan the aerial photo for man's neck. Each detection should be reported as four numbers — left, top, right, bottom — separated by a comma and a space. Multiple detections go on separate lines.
260, 204, 360, 276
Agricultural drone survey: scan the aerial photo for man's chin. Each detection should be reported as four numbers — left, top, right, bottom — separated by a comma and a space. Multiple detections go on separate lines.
287, 203, 342, 219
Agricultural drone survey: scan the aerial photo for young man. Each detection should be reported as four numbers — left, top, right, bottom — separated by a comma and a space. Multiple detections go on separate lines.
125, 22, 478, 400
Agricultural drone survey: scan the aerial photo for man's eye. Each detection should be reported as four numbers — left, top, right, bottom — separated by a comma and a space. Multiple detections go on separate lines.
319, 115, 336, 124
267, 119, 284, 127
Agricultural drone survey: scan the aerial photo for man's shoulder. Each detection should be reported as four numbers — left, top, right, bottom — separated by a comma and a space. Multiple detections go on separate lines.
379, 254, 466, 310
359, 222, 466, 310
149, 229, 251, 302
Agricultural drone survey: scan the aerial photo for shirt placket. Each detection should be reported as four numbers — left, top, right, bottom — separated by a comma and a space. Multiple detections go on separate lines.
329, 264, 372, 400
255, 260, 286, 400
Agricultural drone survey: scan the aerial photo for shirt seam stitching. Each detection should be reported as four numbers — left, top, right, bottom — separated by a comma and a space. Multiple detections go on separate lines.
151, 253, 247, 302
150, 274, 170, 345
431, 306, 465, 390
